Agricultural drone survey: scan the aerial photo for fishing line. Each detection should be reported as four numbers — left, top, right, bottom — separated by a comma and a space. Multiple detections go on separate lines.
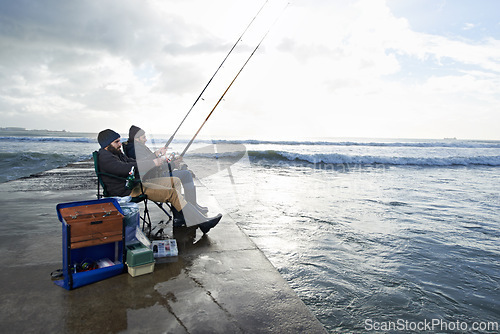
180, 3, 289, 157
164, 0, 270, 149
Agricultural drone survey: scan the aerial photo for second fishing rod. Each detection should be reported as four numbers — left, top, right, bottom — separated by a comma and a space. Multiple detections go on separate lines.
180, 3, 288, 157
163, 0, 269, 149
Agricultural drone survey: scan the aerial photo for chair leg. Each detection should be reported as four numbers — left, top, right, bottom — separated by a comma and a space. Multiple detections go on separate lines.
141, 200, 153, 238
137, 200, 174, 240
153, 201, 172, 221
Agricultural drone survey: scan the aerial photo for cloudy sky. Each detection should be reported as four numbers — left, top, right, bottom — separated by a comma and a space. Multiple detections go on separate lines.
1, 0, 499, 141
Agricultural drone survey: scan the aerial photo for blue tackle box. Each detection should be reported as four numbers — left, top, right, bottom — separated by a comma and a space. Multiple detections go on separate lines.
55, 198, 126, 290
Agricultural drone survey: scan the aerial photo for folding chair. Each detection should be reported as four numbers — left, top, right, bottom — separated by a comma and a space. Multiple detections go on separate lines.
92, 151, 172, 238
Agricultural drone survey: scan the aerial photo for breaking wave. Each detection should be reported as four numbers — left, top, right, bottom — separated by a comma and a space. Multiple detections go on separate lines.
247, 150, 500, 167
213, 139, 500, 149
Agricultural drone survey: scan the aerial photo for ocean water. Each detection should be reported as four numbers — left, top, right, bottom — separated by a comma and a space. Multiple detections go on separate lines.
1, 135, 499, 332
0, 136, 97, 183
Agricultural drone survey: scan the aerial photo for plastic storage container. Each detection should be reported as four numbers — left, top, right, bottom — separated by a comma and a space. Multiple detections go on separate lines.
126, 242, 155, 277
151, 239, 178, 258
127, 262, 155, 277
126, 243, 154, 267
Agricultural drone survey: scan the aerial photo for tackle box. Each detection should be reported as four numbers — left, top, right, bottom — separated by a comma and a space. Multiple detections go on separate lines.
127, 262, 155, 277
126, 243, 155, 277
151, 239, 178, 258
126, 243, 154, 267
55, 198, 126, 290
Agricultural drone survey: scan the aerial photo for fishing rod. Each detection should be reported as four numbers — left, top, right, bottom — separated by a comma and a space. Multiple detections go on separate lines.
164, 0, 269, 149
180, 3, 288, 158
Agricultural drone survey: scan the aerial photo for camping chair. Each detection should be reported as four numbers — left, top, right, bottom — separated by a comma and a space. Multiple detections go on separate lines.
92, 151, 172, 238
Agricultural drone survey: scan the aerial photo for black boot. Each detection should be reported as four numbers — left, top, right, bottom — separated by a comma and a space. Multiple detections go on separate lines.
171, 206, 186, 227
198, 214, 222, 234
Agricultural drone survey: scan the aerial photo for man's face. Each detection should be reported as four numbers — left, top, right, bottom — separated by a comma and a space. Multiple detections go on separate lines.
136, 134, 147, 144
107, 138, 122, 154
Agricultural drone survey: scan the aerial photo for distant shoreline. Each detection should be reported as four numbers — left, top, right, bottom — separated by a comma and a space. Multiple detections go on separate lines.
0, 128, 96, 138
1, 128, 499, 143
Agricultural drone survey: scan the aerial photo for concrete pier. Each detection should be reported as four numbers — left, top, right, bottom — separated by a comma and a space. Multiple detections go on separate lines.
0, 161, 327, 333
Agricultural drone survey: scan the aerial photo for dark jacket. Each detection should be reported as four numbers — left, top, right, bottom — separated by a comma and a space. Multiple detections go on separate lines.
133, 142, 159, 179
122, 140, 161, 179
98, 148, 137, 197
132, 141, 174, 180
123, 140, 135, 159
98, 147, 158, 197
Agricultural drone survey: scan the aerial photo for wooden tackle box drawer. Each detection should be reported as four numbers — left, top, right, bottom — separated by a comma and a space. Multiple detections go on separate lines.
59, 202, 124, 249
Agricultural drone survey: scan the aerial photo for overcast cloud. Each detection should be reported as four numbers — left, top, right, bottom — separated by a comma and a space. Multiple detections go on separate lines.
1, 0, 499, 140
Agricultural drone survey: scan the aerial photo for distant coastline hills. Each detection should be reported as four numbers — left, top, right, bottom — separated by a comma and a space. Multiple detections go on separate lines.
0, 127, 96, 137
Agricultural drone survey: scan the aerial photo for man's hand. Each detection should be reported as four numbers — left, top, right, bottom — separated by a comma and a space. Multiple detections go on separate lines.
171, 156, 182, 169
153, 157, 164, 166
155, 147, 168, 157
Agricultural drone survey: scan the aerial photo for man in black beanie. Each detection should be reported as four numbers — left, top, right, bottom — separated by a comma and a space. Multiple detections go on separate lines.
98, 129, 121, 152
97, 129, 222, 234
122, 125, 142, 158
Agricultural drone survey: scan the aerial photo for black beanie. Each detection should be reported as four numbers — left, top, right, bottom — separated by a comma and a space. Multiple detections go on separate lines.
97, 129, 120, 148
129, 125, 145, 141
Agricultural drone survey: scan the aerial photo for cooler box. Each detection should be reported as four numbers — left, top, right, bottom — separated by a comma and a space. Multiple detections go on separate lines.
56, 198, 126, 290
126, 243, 155, 277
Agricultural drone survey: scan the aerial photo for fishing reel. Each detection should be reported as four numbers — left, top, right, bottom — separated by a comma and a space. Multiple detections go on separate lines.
159, 152, 180, 163
167, 152, 181, 163
159, 152, 187, 171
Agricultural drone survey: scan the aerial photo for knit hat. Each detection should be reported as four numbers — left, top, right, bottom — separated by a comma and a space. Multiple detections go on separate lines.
128, 125, 145, 141
97, 129, 120, 148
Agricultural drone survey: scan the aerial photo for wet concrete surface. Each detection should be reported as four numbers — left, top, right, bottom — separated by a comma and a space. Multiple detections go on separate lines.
0, 161, 327, 333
